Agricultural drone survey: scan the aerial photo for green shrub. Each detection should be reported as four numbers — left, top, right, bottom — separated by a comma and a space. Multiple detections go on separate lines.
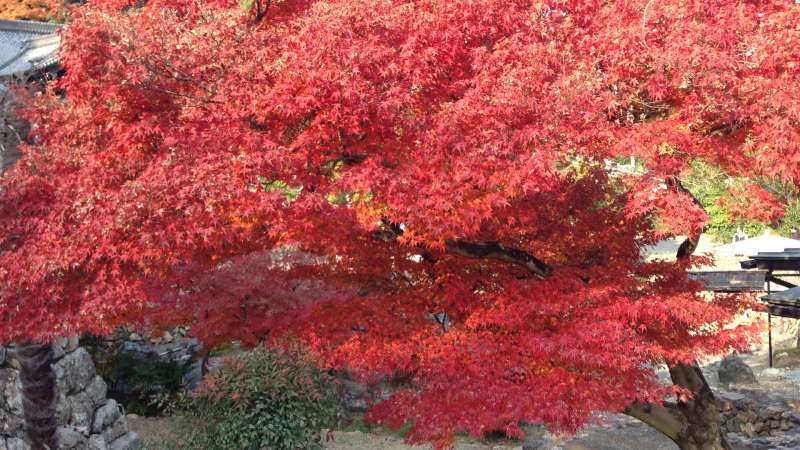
778, 199, 800, 237
683, 161, 767, 241
180, 347, 342, 450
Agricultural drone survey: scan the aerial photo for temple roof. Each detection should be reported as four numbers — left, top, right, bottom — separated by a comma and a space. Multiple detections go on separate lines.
0, 19, 60, 78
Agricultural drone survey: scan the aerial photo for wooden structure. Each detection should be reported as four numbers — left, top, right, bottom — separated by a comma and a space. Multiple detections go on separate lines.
741, 249, 800, 367
688, 270, 766, 293
0, 19, 60, 79
0, 19, 60, 173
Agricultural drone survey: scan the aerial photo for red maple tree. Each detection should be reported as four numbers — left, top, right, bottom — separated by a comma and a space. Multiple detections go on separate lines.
2, 0, 799, 448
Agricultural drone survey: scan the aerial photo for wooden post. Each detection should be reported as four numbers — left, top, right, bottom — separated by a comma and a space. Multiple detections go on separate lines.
767, 275, 773, 368
768, 312, 773, 368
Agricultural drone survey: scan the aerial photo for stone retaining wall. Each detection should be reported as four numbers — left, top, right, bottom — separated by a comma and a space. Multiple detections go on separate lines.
0, 338, 141, 450
717, 390, 800, 449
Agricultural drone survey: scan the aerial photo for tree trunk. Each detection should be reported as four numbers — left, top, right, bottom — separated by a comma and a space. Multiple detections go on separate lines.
16, 341, 57, 450
625, 362, 730, 450
665, 184, 730, 450
668, 362, 731, 450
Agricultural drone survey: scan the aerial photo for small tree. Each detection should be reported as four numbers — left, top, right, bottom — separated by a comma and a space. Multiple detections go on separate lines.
5, 1, 800, 448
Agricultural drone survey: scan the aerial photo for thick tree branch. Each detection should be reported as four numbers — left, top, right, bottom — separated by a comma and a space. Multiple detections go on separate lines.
254, 0, 272, 23
371, 219, 552, 278
676, 235, 700, 261
666, 176, 704, 210
444, 240, 552, 278
666, 176, 705, 260
624, 401, 684, 442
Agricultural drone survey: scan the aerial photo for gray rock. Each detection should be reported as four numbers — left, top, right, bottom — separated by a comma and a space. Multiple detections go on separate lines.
0, 346, 6, 366
339, 378, 369, 412
64, 336, 80, 353
718, 355, 756, 385
88, 435, 107, 450
4, 438, 29, 450
763, 405, 784, 420
53, 337, 80, 361
1, 369, 23, 415
118, 341, 157, 359
55, 390, 71, 424
56, 426, 88, 449
762, 368, 782, 377
85, 376, 108, 408
54, 348, 96, 396
719, 391, 746, 402
151, 339, 198, 363
0, 412, 23, 435
52, 342, 66, 361
783, 369, 800, 382
4, 347, 20, 370
68, 392, 95, 432
0, 367, 16, 409
182, 360, 203, 391
92, 399, 122, 434
102, 416, 129, 443
521, 423, 547, 449
107, 432, 142, 450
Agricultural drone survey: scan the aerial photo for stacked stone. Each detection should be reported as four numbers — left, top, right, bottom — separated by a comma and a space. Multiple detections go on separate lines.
717, 392, 800, 437
716, 391, 800, 449
0, 338, 141, 450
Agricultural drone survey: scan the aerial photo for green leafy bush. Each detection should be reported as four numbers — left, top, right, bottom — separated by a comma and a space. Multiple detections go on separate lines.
778, 199, 800, 237
180, 347, 342, 450
683, 161, 767, 241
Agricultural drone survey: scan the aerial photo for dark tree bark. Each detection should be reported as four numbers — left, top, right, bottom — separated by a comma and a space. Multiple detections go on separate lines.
16, 341, 57, 450
668, 363, 731, 450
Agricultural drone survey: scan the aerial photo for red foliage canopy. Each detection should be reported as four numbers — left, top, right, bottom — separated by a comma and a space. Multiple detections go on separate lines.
2, 0, 798, 444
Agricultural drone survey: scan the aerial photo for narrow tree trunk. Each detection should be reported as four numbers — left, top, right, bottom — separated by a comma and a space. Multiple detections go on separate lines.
16, 341, 57, 450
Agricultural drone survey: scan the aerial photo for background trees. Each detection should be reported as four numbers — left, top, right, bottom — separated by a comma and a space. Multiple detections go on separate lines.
0, 0, 50, 20
2, 0, 800, 448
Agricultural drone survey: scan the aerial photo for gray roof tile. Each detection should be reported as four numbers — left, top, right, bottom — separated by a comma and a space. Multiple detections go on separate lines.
0, 19, 61, 78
